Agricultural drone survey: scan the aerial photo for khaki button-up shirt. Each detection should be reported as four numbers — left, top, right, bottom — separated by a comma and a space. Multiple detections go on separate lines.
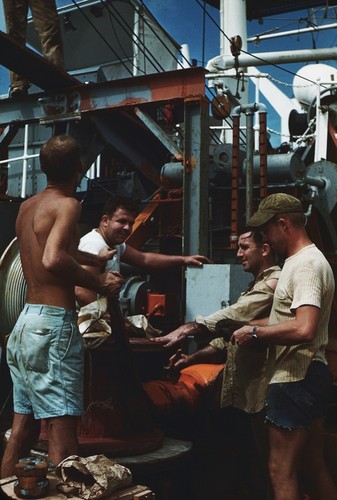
196, 266, 281, 413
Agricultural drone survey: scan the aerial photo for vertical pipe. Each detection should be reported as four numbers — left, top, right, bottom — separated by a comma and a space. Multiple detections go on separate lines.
133, 6, 140, 76
259, 111, 268, 199
254, 76, 260, 148
96, 154, 101, 178
314, 79, 328, 162
88, 163, 95, 179
220, 0, 247, 57
21, 124, 29, 199
230, 112, 240, 249
245, 111, 254, 224
232, 103, 267, 233
179, 44, 191, 69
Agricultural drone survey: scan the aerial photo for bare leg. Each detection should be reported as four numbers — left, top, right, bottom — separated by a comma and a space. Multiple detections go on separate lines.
1, 413, 40, 478
268, 422, 307, 500
301, 419, 337, 500
46, 416, 79, 467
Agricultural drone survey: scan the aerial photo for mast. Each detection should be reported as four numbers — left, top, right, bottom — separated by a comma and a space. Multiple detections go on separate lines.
220, 0, 247, 58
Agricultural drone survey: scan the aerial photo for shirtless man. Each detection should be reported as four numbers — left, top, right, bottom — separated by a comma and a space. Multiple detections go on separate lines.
1, 135, 123, 478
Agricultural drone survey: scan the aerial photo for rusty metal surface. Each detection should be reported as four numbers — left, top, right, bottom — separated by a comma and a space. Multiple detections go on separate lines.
0, 67, 206, 127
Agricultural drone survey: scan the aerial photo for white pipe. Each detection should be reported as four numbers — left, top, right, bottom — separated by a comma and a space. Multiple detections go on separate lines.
96, 154, 101, 178
88, 164, 95, 179
0, 153, 39, 166
207, 47, 337, 71
314, 80, 328, 162
21, 124, 29, 198
178, 44, 191, 69
220, 0, 247, 56
247, 23, 337, 43
133, 6, 140, 76
254, 76, 260, 149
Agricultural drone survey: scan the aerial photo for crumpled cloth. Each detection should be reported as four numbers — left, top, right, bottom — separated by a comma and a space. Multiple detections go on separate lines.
125, 314, 163, 338
55, 454, 132, 499
78, 297, 112, 348
77, 297, 162, 349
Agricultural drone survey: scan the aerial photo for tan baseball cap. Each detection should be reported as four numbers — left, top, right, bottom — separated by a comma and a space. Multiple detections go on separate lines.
248, 193, 303, 227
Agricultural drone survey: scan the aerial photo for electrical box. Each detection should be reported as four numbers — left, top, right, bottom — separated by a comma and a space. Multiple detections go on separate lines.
185, 264, 252, 322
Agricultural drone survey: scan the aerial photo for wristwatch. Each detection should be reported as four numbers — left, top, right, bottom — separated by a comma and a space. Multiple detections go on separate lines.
251, 326, 258, 340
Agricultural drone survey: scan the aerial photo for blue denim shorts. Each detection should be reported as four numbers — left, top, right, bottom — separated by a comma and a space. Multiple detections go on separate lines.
265, 361, 332, 430
7, 304, 84, 419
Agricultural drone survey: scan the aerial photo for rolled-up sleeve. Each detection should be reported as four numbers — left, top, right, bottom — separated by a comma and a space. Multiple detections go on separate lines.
195, 267, 280, 337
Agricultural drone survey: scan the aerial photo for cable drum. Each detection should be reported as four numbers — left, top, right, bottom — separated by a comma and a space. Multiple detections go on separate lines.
293, 64, 337, 110
0, 238, 27, 340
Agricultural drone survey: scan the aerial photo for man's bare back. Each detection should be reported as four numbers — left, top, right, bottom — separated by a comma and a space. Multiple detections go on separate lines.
1, 135, 124, 479
17, 190, 82, 310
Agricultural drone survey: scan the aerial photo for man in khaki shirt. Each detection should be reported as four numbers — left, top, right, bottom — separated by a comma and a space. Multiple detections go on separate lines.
154, 229, 279, 499
153, 230, 280, 414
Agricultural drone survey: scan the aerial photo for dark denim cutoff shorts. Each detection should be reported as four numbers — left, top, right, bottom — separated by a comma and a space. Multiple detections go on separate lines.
6, 304, 84, 419
265, 360, 332, 430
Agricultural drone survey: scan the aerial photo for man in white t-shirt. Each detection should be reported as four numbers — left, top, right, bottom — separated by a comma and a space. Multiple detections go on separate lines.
76, 195, 210, 307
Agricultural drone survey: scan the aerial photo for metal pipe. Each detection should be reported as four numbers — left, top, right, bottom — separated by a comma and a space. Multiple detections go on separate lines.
259, 109, 268, 199
233, 102, 267, 115
305, 176, 326, 189
21, 124, 29, 199
314, 80, 329, 162
132, 6, 140, 76
230, 113, 240, 249
96, 154, 101, 178
219, 0, 247, 57
247, 23, 337, 43
207, 47, 337, 71
233, 103, 267, 223
178, 44, 191, 69
246, 111, 254, 223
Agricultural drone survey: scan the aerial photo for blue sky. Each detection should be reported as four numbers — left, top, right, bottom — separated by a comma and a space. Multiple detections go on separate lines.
143, 1, 337, 140
1, 2, 334, 80
0, 0, 336, 138
0, 0, 219, 93
0, 0, 335, 92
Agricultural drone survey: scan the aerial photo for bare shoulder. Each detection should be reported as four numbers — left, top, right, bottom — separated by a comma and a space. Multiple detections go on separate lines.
29, 193, 81, 240
55, 195, 81, 217
37, 193, 81, 220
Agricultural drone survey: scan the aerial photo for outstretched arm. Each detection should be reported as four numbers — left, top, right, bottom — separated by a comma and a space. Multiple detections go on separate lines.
168, 345, 226, 371
122, 244, 211, 270
151, 321, 210, 348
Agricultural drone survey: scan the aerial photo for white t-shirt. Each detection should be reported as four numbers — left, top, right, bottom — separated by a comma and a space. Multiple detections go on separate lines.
79, 229, 126, 273
268, 243, 335, 383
